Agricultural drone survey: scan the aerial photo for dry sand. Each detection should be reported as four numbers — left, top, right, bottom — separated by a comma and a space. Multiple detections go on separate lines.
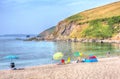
0, 57, 120, 79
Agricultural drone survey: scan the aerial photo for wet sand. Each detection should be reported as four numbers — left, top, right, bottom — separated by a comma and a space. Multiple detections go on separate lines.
0, 57, 120, 79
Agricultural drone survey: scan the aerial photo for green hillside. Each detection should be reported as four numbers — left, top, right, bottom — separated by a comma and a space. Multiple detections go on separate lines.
65, 1, 120, 24
39, 1, 120, 40
38, 26, 55, 37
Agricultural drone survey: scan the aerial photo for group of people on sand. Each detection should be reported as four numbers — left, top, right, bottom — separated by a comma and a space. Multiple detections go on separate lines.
58, 56, 85, 65
58, 57, 71, 65
59, 57, 85, 65
59, 51, 111, 64
10, 52, 111, 69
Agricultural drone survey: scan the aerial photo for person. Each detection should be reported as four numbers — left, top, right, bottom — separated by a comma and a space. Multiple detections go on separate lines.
107, 52, 110, 57
10, 62, 16, 70
57, 59, 65, 65
61, 59, 65, 64
81, 58, 86, 62
65, 57, 71, 64
76, 57, 81, 63
108, 52, 110, 54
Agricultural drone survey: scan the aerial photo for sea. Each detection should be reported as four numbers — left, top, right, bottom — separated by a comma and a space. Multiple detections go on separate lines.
0, 35, 120, 70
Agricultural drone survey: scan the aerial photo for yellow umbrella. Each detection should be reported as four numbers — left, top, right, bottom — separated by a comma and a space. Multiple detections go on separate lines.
53, 52, 64, 60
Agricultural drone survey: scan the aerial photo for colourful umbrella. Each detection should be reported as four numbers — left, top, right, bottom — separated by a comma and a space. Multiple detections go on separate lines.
74, 52, 82, 57
80, 53, 83, 56
4, 55, 19, 62
53, 52, 63, 60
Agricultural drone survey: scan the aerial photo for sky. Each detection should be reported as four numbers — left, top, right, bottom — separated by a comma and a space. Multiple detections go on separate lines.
0, 0, 119, 35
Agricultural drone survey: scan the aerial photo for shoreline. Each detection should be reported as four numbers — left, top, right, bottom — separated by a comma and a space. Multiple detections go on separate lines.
26, 37, 120, 43
0, 56, 120, 79
0, 56, 119, 71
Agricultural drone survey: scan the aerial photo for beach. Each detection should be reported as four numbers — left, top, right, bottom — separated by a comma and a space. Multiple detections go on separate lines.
0, 57, 120, 79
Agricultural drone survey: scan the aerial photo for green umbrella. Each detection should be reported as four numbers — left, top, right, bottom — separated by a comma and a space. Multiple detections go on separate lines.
53, 52, 64, 60
74, 52, 80, 57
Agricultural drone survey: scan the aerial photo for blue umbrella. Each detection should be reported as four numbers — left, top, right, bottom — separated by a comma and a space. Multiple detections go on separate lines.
4, 55, 19, 62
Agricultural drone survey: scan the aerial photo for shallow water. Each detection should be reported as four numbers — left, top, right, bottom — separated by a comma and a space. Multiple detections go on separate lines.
0, 36, 120, 70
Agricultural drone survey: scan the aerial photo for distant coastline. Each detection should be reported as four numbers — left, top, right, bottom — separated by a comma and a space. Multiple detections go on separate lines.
0, 34, 37, 41
0, 34, 37, 37
26, 36, 120, 44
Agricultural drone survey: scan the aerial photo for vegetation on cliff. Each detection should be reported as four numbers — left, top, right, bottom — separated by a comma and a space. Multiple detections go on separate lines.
38, 26, 55, 37
81, 16, 120, 39
39, 1, 120, 40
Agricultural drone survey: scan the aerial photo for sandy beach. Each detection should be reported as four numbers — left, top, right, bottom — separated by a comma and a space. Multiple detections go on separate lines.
0, 57, 120, 79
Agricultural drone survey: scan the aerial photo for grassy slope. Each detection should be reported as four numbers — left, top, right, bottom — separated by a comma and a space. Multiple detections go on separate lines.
65, 1, 120, 23
39, 1, 120, 39
38, 26, 55, 37
64, 1, 120, 39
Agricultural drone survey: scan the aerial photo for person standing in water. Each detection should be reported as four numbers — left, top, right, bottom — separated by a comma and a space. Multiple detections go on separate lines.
107, 52, 110, 57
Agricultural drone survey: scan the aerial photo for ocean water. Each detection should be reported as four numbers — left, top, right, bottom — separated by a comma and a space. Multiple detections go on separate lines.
0, 36, 120, 70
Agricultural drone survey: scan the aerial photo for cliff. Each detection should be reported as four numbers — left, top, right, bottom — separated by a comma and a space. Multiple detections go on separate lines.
39, 1, 120, 42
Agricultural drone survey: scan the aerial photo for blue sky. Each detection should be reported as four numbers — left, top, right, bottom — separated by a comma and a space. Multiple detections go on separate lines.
0, 0, 119, 35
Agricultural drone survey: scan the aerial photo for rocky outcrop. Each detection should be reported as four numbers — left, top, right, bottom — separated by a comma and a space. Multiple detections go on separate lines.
52, 21, 76, 37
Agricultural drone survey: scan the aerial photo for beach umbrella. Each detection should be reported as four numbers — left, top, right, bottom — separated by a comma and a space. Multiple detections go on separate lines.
74, 52, 80, 57
53, 52, 64, 60
4, 55, 19, 62
74, 52, 82, 57
80, 53, 83, 56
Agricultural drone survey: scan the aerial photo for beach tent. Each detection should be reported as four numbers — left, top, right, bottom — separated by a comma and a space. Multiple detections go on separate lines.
83, 55, 98, 62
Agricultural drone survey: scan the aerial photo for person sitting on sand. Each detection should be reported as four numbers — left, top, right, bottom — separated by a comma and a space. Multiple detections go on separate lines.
10, 62, 16, 70
10, 62, 24, 70
58, 59, 65, 65
61, 59, 65, 64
